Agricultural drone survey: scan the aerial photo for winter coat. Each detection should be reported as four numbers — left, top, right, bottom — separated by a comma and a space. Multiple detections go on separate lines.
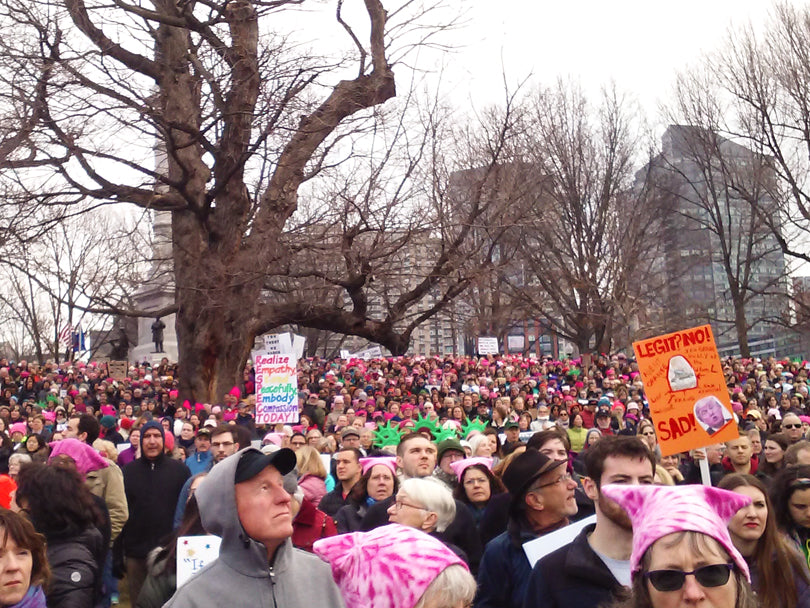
291, 498, 337, 553
163, 447, 344, 608
475, 521, 538, 608
122, 423, 190, 558
522, 524, 627, 608
46, 527, 105, 608
298, 474, 326, 507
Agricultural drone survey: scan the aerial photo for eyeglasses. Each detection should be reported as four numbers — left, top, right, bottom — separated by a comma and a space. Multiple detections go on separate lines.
394, 498, 426, 511
533, 471, 572, 490
784, 424, 803, 429
643, 563, 733, 592
212, 441, 235, 449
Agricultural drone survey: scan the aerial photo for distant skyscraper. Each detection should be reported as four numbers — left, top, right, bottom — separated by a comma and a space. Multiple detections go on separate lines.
644, 125, 789, 354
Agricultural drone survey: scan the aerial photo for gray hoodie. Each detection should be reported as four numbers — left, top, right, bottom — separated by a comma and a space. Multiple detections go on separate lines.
163, 448, 344, 608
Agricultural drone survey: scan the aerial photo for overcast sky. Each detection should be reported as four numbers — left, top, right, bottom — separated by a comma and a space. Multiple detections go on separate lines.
440, 0, 775, 114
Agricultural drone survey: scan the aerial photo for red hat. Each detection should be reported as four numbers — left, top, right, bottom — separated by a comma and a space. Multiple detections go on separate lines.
0, 476, 16, 509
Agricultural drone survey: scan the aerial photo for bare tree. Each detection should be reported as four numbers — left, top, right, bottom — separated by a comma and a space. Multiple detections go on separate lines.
0, 0, 526, 401
497, 81, 665, 354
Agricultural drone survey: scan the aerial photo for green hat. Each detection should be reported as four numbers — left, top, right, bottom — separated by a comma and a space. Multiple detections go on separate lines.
504, 420, 520, 430
436, 438, 465, 462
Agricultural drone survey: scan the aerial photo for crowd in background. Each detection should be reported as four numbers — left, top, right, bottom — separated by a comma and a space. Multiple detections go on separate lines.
0, 352, 806, 607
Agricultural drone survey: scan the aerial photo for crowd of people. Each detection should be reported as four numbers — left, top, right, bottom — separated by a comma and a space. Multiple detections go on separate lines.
0, 352, 805, 607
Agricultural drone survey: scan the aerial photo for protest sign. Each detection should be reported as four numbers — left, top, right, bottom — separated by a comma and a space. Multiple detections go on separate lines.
507, 335, 525, 351
351, 345, 383, 360
292, 334, 306, 360
263, 333, 293, 355
477, 337, 499, 355
340, 349, 350, 359
523, 515, 597, 567
108, 360, 127, 381
633, 324, 736, 456
254, 353, 299, 424
176, 535, 221, 588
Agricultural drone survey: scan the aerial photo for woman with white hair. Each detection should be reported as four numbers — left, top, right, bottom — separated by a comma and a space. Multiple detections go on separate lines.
386, 477, 469, 565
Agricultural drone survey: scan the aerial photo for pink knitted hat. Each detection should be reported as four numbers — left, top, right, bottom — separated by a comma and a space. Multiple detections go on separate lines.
359, 456, 397, 476
600, 484, 751, 581
449, 457, 493, 483
313, 524, 467, 608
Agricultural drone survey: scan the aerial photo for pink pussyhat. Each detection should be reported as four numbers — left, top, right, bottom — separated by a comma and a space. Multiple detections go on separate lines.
600, 484, 751, 581
358, 456, 397, 476
313, 524, 468, 608
449, 457, 493, 483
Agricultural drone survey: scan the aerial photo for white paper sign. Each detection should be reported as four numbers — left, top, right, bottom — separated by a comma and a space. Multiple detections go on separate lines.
507, 335, 525, 350
254, 353, 299, 424
477, 337, 499, 355
522, 515, 596, 567
176, 535, 221, 587
263, 333, 293, 354
351, 346, 383, 360
292, 334, 306, 360
340, 350, 350, 359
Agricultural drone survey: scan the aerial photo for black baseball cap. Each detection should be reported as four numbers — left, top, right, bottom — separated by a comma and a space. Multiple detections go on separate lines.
235, 448, 296, 484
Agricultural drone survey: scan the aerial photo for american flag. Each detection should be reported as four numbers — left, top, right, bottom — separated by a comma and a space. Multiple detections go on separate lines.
58, 323, 74, 347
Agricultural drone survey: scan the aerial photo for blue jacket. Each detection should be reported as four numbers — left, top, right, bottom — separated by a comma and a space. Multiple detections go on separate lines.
475, 523, 537, 608
522, 524, 625, 608
185, 450, 212, 476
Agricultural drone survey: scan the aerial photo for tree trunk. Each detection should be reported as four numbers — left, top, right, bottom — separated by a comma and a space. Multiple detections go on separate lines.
733, 297, 751, 358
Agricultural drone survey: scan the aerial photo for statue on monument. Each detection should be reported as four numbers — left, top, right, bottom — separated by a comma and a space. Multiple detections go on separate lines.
151, 317, 166, 353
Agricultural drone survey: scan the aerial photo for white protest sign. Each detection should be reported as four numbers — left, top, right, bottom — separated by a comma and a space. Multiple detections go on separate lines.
522, 515, 596, 567
351, 345, 383, 360
477, 337, 499, 355
507, 335, 525, 351
254, 353, 299, 424
292, 334, 306, 360
263, 333, 293, 354
340, 349, 350, 359
177, 535, 221, 587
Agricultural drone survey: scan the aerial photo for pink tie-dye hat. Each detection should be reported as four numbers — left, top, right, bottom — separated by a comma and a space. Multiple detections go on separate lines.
449, 457, 493, 483
600, 484, 751, 581
313, 524, 467, 608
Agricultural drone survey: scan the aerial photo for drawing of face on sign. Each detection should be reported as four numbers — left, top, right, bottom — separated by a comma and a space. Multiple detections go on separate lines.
667, 355, 697, 391
693, 396, 732, 435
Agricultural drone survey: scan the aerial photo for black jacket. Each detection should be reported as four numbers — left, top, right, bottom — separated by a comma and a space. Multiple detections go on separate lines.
46, 527, 105, 608
523, 524, 626, 608
122, 454, 190, 558
319, 486, 351, 517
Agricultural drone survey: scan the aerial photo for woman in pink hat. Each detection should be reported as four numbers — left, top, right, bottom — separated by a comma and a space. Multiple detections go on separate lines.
334, 457, 398, 534
603, 484, 757, 608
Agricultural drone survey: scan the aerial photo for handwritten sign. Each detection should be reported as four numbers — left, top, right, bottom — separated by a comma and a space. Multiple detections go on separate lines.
176, 535, 221, 587
263, 333, 293, 355
477, 337, 499, 355
351, 346, 383, 360
254, 353, 299, 424
108, 360, 127, 381
633, 325, 736, 456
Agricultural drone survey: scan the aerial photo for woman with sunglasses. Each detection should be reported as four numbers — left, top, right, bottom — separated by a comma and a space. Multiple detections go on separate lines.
718, 474, 810, 608
603, 484, 757, 608
772, 465, 810, 572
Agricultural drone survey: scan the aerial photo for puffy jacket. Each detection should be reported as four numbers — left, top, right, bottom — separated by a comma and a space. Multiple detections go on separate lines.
46, 527, 105, 608
475, 521, 537, 608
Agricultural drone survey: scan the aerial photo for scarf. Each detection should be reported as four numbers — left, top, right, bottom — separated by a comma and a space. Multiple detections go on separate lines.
9, 586, 46, 608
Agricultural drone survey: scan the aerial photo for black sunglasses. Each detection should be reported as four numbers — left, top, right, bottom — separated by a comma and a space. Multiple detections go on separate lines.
644, 563, 733, 592
784, 424, 803, 429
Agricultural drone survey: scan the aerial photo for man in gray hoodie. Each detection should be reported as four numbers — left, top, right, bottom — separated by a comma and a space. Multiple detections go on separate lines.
163, 447, 344, 607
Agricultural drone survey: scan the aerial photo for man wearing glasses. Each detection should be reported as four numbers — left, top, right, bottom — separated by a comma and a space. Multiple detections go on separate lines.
475, 449, 577, 608
782, 413, 805, 444
211, 426, 240, 464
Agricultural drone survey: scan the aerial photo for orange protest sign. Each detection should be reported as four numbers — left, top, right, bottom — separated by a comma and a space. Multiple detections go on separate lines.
633, 325, 736, 456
